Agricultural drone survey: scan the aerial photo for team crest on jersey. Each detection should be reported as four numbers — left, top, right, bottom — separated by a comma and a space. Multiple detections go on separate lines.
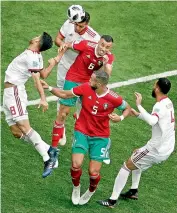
103, 103, 109, 110
98, 60, 103, 66
33, 61, 39, 67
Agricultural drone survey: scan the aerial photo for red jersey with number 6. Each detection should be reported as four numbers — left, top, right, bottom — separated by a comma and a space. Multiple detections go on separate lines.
65, 40, 114, 83
72, 83, 123, 137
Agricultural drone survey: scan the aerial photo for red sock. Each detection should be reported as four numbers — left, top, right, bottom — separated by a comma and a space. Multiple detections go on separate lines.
52, 121, 64, 147
89, 173, 101, 192
70, 167, 82, 187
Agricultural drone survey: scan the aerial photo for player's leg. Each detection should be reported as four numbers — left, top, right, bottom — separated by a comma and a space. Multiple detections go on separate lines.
52, 80, 78, 147
79, 137, 110, 205
56, 63, 68, 111
71, 131, 88, 205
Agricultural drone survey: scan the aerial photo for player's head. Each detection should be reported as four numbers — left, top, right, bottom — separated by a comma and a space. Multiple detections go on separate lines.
29, 32, 53, 52
96, 35, 113, 56
74, 12, 90, 34
152, 78, 171, 98
90, 70, 109, 90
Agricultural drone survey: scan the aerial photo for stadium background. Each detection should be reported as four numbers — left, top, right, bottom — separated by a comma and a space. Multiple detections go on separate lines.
1, 1, 177, 213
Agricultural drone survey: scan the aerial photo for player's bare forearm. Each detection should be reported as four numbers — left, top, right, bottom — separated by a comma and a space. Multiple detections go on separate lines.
122, 104, 131, 118
103, 64, 112, 76
40, 63, 55, 79
49, 87, 74, 99
55, 33, 64, 47
32, 73, 46, 101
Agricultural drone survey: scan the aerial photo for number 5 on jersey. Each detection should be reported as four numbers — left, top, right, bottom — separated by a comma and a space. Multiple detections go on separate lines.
92, 105, 98, 114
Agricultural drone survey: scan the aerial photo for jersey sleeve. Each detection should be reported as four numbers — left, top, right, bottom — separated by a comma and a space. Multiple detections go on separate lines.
72, 40, 88, 52
107, 54, 114, 65
59, 20, 69, 38
72, 83, 88, 97
151, 102, 165, 119
27, 53, 43, 72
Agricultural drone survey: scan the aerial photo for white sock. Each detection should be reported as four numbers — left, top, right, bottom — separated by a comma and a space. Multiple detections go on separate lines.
110, 162, 131, 200
26, 128, 50, 162
20, 133, 31, 143
131, 169, 142, 189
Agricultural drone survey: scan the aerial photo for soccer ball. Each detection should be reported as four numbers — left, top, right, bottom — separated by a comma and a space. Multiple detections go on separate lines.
67, 5, 85, 23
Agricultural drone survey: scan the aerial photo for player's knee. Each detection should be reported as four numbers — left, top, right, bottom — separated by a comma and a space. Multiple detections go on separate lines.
11, 130, 22, 138
72, 160, 82, 169
88, 168, 100, 175
125, 159, 134, 170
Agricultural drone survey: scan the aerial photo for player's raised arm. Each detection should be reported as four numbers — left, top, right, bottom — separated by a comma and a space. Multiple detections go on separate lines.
40, 79, 74, 99
31, 72, 48, 112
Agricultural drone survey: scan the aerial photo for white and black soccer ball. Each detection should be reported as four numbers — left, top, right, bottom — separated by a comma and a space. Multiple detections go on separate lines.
67, 5, 85, 23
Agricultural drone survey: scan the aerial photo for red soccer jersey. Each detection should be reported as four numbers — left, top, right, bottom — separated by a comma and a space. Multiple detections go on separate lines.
65, 40, 114, 83
72, 83, 123, 137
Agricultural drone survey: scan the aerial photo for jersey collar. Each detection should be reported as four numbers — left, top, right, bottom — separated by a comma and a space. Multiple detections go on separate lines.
78, 26, 88, 35
96, 88, 109, 98
159, 96, 168, 102
94, 45, 102, 58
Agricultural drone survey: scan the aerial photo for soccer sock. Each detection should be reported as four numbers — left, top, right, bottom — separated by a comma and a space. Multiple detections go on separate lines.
25, 128, 50, 162
110, 162, 131, 200
20, 133, 31, 143
70, 167, 82, 187
131, 169, 142, 189
89, 173, 101, 192
52, 121, 64, 147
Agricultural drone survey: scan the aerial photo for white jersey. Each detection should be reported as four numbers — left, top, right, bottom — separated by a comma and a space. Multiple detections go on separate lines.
4, 49, 43, 86
146, 97, 175, 156
59, 19, 100, 70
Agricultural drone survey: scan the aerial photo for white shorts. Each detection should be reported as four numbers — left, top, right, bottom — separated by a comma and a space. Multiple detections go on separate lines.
3, 85, 28, 126
131, 145, 170, 171
57, 63, 69, 90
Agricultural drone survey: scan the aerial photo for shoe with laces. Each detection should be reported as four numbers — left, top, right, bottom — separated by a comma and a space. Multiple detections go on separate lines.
120, 189, 138, 200
79, 189, 95, 205
72, 185, 81, 205
97, 199, 117, 208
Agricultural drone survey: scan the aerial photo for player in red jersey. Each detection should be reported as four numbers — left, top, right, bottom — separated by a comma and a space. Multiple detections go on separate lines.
52, 35, 114, 149
41, 70, 131, 205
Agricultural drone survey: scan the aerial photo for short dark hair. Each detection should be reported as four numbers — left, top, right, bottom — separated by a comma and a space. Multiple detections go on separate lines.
157, 78, 171, 94
101, 35, 114, 43
94, 70, 109, 85
40, 32, 53, 52
79, 11, 90, 24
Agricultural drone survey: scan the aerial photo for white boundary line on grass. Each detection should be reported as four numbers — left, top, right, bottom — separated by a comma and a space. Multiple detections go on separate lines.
1, 70, 177, 112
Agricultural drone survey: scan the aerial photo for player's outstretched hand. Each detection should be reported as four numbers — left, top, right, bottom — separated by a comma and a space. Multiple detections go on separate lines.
108, 113, 121, 122
135, 92, 142, 106
130, 108, 140, 117
40, 79, 49, 89
58, 42, 69, 53
103, 55, 109, 65
38, 100, 48, 112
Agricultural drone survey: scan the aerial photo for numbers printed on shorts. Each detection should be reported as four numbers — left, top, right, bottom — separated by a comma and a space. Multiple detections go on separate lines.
10, 106, 16, 115
88, 63, 95, 70
92, 105, 98, 114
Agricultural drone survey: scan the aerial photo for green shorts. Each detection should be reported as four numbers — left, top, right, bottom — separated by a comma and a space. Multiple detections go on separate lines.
59, 80, 80, 107
72, 130, 111, 162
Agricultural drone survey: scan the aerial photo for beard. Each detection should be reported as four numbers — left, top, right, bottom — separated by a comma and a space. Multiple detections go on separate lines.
91, 86, 97, 90
152, 89, 156, 98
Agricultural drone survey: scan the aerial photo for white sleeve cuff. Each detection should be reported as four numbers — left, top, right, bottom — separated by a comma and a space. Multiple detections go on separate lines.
71, 88, 79, 97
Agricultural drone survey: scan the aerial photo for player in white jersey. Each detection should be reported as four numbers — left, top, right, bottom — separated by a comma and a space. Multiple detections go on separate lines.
97, 78, 175, 208
54, 7, 100, 147
3, 32, 61, 178
55, 10, 100, 90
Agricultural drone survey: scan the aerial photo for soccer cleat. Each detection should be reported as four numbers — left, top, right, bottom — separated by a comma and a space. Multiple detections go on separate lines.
42, 160, 53, 178
53, 159, 58, 169
59, 128, 66, 146
72, 185, 81, 205
97, 199, 117, 208
120, 189, 138, 200
79, 189, 95, 205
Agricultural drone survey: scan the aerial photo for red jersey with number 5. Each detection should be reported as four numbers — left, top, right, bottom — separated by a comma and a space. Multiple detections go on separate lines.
65, 40, 114, 83
72, 83, 123, 137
